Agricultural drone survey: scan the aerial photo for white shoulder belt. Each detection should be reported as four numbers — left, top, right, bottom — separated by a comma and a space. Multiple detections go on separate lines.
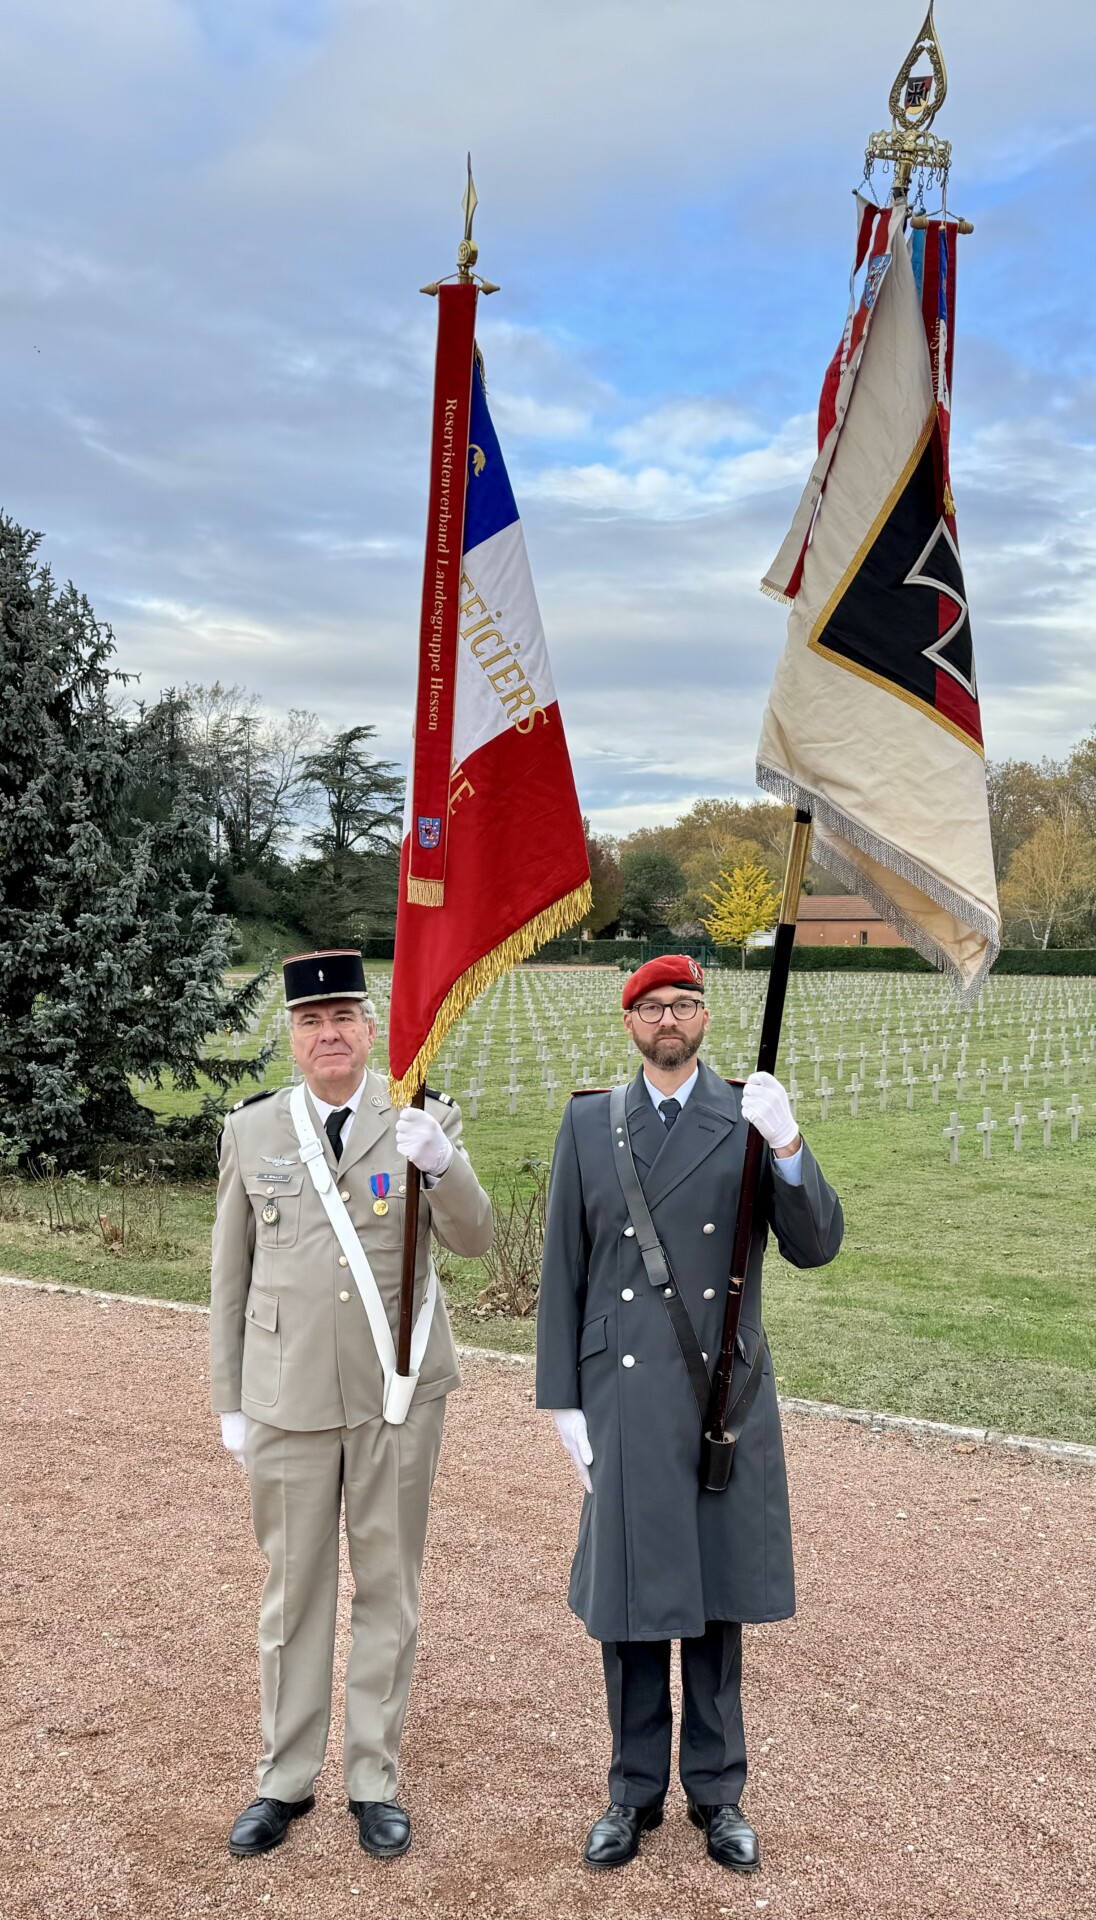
289, 1082, 437, 1425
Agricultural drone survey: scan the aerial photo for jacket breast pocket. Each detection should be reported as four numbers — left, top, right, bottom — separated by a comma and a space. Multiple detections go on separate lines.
578, 1314, 608, 1363
244, 1174, 304, 1250
242, 1289, 281, 1407
364, 1195, 405, 1249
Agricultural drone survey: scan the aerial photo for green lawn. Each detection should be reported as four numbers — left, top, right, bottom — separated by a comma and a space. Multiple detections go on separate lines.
4, 967, 1095, 1445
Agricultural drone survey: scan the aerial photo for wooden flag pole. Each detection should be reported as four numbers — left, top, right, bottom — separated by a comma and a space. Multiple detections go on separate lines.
699, 808, 812, 1492
396, 1084, 427, 1380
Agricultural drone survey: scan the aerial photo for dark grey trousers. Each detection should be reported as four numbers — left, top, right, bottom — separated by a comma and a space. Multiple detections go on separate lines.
601, 1622, 747, 1807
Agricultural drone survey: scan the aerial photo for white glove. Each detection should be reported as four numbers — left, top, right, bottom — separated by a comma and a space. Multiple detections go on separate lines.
552, 1409, 593, 1493
396, 1106, 454, 1178
741, 1071, 800, 1151
220, 1411, 247, 1468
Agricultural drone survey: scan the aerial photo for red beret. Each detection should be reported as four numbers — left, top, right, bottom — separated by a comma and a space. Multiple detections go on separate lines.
622, 953, 705, 1010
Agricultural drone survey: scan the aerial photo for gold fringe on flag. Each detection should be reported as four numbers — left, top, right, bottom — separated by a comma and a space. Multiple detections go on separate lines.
406, 878, 445, 907
387, 878, 593, 1108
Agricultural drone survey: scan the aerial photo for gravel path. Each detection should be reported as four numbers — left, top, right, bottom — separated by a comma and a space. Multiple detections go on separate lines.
1, 1287, 1093, 1920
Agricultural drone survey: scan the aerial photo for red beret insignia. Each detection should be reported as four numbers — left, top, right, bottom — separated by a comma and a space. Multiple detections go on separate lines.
622, 953, 705, 1010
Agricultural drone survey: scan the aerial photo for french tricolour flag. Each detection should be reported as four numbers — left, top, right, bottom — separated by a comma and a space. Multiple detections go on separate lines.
388, 357, 590, 1103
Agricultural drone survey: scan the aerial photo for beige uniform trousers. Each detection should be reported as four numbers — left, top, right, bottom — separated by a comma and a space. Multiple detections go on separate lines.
245, 1394, 445, 1803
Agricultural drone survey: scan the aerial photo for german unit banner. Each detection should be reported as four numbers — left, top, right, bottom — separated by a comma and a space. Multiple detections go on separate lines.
756, 195, 1001, 1001
389, 354, 591, 1104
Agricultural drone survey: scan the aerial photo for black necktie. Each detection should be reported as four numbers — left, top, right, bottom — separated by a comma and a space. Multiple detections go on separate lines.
324, 1106, 352, 1162
658, 1097, 681, 1132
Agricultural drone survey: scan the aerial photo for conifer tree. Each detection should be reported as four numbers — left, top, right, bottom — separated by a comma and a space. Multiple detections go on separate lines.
0, 516, 269, 1163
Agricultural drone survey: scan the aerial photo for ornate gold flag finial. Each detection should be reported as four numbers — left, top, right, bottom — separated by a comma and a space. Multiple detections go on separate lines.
420, 156, 500, 298
865, 3, 952, 199
459, 154, 479, 279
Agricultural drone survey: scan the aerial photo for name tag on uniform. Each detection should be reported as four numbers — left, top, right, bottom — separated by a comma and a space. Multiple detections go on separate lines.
252, 1171, 292, 1183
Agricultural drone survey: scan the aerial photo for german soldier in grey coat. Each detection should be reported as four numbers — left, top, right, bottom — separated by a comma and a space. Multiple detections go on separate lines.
536, 955, 843, 1873
211, 949, 492, 1861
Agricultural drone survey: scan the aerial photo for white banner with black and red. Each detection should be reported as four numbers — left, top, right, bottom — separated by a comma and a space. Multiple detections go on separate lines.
757, 195, 1001, 1000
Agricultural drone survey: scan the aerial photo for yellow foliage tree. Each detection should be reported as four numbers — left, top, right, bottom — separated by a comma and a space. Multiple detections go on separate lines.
999, 807, 1096, 949
702, 858, 781, 964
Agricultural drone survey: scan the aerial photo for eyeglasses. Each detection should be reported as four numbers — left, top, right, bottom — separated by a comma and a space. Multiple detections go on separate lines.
294, 1010, 369, 1034
631, 997, 705, 1025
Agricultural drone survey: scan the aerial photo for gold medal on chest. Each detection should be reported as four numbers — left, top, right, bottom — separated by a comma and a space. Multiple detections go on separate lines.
261, 1202, 280, 1226
372, 1198, 389, 1216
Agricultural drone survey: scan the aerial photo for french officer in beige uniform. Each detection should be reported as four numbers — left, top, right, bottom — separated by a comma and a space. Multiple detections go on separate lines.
211, 948, 492, 1861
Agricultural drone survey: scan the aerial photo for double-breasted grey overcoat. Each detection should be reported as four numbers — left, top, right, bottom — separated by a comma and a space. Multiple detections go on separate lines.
536, 1060, 844, 1641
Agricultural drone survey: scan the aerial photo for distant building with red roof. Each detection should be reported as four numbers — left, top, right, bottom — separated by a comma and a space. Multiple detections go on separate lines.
795, 894, 905, 947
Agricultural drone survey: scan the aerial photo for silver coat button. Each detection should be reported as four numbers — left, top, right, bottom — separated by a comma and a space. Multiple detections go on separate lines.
703, 1288, 716, 1300
266, 1186, 275, 1196
702, 1351, 709, 1362
623, 1226, 635, 1238
341, 1189, 351, 1201
339, 1290, 350, 1302
621, 1288, 634, 1301
339, 1255, 349, 1268
702, 1222, 716, 1234
622, 1354, 636, 1369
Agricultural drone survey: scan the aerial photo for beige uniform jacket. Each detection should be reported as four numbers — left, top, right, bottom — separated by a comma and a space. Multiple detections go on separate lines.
210, 1071, 492, 1429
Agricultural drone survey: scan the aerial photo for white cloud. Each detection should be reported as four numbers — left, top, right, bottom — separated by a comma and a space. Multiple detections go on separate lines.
612, 400, 758, 464
1, 0, 1094, 837
530, 417, 815, 521
488, 392, 591, 441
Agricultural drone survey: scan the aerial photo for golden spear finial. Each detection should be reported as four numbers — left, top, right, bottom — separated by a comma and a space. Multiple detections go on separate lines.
458, 155, 478, 280
420, 156, 500, 298
865, 3, 952, 199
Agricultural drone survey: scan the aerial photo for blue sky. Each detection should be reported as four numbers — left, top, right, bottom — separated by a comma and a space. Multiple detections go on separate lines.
3, 0, 1094, 835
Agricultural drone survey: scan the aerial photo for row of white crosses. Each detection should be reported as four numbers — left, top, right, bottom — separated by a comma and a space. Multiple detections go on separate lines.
942, 1093, 1086, 1163
700, 972, 1094, 1156
373, 967, 1094, 1156
247, 962, 1091, 1159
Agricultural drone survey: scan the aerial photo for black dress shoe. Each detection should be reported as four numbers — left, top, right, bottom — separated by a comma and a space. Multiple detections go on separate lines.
228, 1794, 315, 1857
583, 1800, 664, 1870
687, 1799, 761, 1873
348, 1798, 412, 1857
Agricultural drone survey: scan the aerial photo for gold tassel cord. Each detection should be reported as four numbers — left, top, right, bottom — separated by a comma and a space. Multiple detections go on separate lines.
387, 879, 593, 1109
407, 878, 445, 906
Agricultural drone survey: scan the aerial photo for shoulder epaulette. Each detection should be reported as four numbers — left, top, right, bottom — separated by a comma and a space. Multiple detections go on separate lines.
218, 1086, 277, 1159
424, 1085, 455, 1107
218, 1090, 278, 1159
571, 1086, 611, 1097
230, 1088, 278, 1114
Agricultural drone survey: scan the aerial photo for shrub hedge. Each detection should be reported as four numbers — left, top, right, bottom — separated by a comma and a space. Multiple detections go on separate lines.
236, 923, 1096, 977
528, 938, 1096, 976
